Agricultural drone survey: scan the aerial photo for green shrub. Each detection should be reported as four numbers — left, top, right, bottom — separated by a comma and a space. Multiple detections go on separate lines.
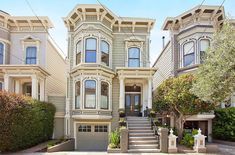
109, 129, 120, 148
213, 107, 235, 141
0, 91, 56, 152
180, 129, 198, 148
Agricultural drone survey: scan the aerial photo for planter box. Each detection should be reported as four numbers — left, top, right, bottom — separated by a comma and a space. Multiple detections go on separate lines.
107, 147, 121, 153
47, 139, 75, 152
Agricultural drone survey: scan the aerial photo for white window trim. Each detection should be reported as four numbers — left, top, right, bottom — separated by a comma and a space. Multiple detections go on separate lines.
127, 47, 141, 67
125, 41, 143, 67
100, 39, 111, 67
100, 80, 112, 110
0, 41, 5, 64
74, 39, 83, 67
22, 41, 40, 65
83, 78, 98, 109
84, 36, 99, 64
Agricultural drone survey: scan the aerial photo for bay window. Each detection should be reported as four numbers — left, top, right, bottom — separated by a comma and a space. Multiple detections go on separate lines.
84, 80, 96, 109
183, 41, 195, 67
26, 46, 37, 64
76, 41, 82, 65
200, 39, 210, 63
75, 81, 80, 109
0, 42, 4, 64
101, 41, 109, 66
101, 81, 109, 109
85, 38, 97, 63
128, 47, 140, 67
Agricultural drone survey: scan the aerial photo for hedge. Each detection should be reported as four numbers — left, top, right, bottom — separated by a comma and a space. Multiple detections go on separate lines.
212, 107, 235, 141
0, 91, 56, 152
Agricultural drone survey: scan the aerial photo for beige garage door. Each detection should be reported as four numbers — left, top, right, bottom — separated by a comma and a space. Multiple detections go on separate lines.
77, 124, 109, 151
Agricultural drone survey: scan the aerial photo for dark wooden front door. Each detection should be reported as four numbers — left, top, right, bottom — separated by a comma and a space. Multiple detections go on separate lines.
125, 94, 141, 116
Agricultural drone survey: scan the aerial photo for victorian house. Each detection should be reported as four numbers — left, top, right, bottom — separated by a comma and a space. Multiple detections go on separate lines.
63, 4, 155, 151
152, 5, 234, 142
0, 10, 67, 138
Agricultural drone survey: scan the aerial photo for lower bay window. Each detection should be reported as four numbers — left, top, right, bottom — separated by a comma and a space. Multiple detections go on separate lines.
74, 79, 110, 110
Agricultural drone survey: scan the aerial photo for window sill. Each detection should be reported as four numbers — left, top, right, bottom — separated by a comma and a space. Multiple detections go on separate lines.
177, 64, 200, 73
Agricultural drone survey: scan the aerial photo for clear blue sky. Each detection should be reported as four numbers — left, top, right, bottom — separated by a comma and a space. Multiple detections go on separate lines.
1, 0, 235, 65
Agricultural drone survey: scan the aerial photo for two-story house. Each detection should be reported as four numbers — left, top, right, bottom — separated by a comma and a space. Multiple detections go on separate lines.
63, 4, 155, 151
152, 5, 235, 142
0, 10, 67, 138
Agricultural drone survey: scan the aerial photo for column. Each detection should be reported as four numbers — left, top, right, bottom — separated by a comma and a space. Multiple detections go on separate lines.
148, 77, 152, 109
119, 77, 125, 109
31, 75, 38, 99
97, 77, 101, 109
15, 80, 20, 94
39, 79, 45, 101
208, 119, 212, 142
4, 74, 10, 91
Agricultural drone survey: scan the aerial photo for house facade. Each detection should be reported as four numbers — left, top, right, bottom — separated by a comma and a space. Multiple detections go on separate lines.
63, 4, 155, 151
0, 10, 67, 138
152, 5, 235, 142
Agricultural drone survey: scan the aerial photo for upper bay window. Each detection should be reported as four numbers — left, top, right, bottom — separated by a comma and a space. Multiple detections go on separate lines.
0, 42, 4, 64
76, 41, 82, 65
101, 41, 109, 66
84, 80, 96, 109
75, 81, 81, 109
26, 46, 37, 64
101, 81, 109, 109
85, 38, 97, 63
128, 47, 140, 67
183, 41, 195, 67
200, 39, 210, 63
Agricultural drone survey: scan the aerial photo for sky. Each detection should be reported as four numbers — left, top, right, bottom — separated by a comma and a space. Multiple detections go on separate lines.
1, 0, 235, 65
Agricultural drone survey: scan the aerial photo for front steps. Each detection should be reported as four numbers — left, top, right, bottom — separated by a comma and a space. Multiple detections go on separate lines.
127, 117, 160, 153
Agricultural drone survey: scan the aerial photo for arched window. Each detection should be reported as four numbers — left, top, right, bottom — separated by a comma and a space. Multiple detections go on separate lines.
0, 42, 4, 64
26, 46, 37, 64
85, 38, 97, 63
128, 47, 140, 67
75, 81, 80, 109
183, 41, 195, 67
101, 41, 109, 66
76, 41, 82, 65
101, 81, 109, 109
200, 39, 210, 63
84, 80, 96, 109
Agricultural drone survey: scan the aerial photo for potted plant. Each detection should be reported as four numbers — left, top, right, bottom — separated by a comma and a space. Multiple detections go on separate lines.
118, 109, 126, 118
119, 118, 127, 127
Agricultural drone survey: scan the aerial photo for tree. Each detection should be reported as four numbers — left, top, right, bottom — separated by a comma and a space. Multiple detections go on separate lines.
153, 74, 215, 140
191, 20, 235, 104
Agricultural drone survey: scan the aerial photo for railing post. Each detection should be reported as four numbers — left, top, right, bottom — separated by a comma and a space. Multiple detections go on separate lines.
193, 128, 207, 153
168, 129, 178, 153
158, 128, 169, 153
120, 128, 128, 153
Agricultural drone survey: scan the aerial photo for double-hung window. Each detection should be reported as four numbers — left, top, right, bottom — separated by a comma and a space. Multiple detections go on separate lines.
76, 41, 82, 65
183, 42, 195, 67
101, 41, 109, 66
101, 81, 109, 109
75, 81, 81, 109
200, 39, 210, 63
85, 38, 97, 63
84, 80, 96, 109
128, 47, 140, 67
0, 42, 4, 64
26, 46, 37, 64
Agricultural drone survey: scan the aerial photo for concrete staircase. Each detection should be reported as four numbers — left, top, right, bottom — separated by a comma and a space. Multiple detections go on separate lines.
127, 116, 160, 153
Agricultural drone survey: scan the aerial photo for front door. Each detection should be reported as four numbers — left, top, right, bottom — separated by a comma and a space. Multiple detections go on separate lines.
125, 94, 141, 116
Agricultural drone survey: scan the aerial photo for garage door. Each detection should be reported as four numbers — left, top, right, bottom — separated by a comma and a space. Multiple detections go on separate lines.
77, 124, 109, 151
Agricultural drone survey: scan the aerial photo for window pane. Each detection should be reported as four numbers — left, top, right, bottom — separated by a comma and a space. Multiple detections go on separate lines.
101, 52, 109, 66
85, 80, 96, 109
76, 41, 81, 53
101, 41, 109, 54
75, 81, 80, 109
184, 53, 195, 67
129, 59, 140, 67
184, 42, 194, 55
85, 51, 96, 63
101, 82, 109, 109
86, 38, 96, 50
26, 46, 37, 64
0, 43, 3, 64
200, 39, 210, 52
76, 52, 81, 65
134, 95, 140, 112
128, 48, 140, 58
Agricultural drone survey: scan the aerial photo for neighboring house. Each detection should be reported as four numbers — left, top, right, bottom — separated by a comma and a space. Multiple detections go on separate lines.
63, 4, 155, 151
152, 5, 233, 142
0, 10, 67, 138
